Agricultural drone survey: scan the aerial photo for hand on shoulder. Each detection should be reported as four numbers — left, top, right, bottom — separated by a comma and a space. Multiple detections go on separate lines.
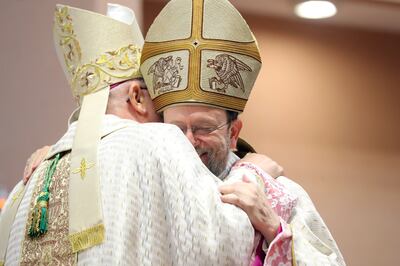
239, 153, 284, 179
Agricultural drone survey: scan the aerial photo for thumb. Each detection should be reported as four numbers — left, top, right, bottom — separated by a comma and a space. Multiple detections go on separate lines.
242, 175, 251, 183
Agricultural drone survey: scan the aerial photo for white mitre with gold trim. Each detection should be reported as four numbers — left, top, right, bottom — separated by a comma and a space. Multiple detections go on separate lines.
54, 4, 143, 101
52, 4, 143, 253
140, 0, 261, 113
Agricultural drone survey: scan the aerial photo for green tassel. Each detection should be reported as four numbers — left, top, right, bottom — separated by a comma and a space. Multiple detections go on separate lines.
28, 154, 60, 239
28, 192, 49, 237
28, 205, 39, 237
38, 191, 49, 235
39, 206, 48, 234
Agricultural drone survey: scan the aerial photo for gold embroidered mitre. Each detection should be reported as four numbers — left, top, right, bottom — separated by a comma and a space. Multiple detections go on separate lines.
140, 0, 262, 113
52, 4, 144, 253
53, 4, 143, 102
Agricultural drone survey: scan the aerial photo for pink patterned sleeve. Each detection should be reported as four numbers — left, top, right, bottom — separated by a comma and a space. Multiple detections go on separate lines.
263, 219, 293, 266
231, 162, 297, 221
230, 162, 297, 266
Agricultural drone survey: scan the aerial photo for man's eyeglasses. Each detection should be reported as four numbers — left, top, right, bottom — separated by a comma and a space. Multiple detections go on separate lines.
176, 121, 231, 136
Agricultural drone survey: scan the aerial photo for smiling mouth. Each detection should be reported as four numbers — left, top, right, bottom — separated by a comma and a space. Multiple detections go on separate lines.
197, 151, 208, 163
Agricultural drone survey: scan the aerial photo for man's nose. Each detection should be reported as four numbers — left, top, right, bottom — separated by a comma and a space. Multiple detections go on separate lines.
184, 129, 198, 146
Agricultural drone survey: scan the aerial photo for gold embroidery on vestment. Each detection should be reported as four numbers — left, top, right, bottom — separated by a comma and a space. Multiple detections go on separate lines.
68, 223, 105, 253
54, 6, 142, 100
10, 187, 25, 207
71, 158, 95, 179
72, 44, 142, 98
21, 154, 76, 266
54, 6, 82, 80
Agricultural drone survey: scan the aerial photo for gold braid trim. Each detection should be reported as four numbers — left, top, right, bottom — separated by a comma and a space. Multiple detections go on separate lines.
54, 6, 82, 84
68, 223, 105, 253
71, 45, 142, 99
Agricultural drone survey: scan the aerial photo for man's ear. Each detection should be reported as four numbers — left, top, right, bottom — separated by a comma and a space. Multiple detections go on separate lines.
229, 119, 242, 149
127, 81, 147, 115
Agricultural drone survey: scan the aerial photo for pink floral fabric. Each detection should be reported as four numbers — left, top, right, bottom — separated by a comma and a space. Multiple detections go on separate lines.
264, 220, 293, 266
232, 162, 297, 221
232, 162, 297, 266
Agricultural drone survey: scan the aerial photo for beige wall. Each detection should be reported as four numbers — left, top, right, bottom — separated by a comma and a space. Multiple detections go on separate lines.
144, 3, 400, 265
0, 0, 142, 190
239, 16, 400, 266
1, 1, 399, 266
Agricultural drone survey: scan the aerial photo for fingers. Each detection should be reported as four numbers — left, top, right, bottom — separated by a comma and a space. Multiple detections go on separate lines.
219, 183, 245, 208
276, 164, 284, 176
23, 154, 35, 185
220, 190, 250, 211
23, 166, 31, 185
242, 174, 251, 183
218, 183, 237, 195
220, 179, 281, 243
32, 148, 46, 169
269, 160, 284, 178
219, 181, 256, 196
237, 153, 285, 178
219, 181, 257, 210
22, 146, 50, 185
219, 181, 253, 194
220, 193, 240, 206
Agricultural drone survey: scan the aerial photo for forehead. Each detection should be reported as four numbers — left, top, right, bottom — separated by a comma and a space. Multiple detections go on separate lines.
163, 105, 227, 124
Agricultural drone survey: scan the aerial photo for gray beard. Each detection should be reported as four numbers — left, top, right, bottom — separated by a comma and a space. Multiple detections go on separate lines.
206, 147, 229, 176
195, 135, 230, 176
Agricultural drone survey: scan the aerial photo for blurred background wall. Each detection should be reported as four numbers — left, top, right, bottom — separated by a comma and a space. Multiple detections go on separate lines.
1, 1, 399, 265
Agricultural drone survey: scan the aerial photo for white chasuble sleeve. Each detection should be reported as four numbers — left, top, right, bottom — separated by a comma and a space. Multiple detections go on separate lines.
277, 176, 346, 266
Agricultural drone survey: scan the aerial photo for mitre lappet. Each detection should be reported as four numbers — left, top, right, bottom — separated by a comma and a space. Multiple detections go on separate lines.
50, 4, 143, 253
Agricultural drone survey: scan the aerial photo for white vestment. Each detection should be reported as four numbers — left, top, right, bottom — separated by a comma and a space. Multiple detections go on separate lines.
2, 115, 255, 265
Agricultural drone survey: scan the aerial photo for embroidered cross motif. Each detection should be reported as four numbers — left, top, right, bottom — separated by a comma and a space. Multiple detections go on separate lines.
11, 187, 24, 207
72, 158, 95, 179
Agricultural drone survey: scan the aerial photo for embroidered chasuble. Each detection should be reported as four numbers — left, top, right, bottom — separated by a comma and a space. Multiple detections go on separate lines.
21, 154, 74, 265
3, 115, 255, 265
